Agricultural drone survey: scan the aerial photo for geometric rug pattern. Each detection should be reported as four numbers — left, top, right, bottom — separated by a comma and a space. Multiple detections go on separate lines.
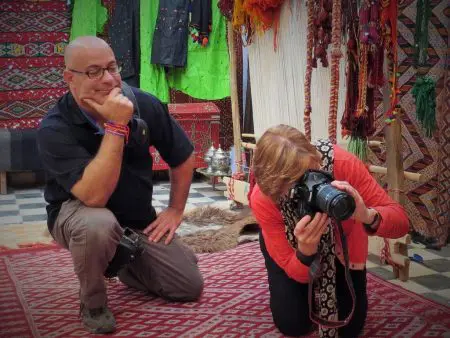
369, 0, 450, 246
0, 242, 449, 338
0, 0, 69, 129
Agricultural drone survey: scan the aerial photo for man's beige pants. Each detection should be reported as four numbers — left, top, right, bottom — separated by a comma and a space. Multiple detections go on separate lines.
51, 199, 204, 308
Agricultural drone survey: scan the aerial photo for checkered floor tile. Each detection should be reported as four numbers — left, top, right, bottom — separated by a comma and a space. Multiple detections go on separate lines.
0, 180, 229, 225
0, 179, 448, 307
366, 243, 450, 306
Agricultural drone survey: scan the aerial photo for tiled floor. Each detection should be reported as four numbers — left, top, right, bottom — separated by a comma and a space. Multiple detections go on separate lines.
0, 180, 229, 225
366, 242, 450, 306
0, 178, 449, 307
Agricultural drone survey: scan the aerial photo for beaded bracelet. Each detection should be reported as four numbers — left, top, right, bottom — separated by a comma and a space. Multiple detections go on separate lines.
104, 121, 130, 144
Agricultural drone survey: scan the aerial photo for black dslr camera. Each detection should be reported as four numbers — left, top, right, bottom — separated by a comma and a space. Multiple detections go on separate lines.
104, 228, 144, 278
289, 170, 356, 221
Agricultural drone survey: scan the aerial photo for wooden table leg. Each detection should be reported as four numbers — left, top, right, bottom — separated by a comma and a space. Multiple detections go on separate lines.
394, 242, 410, 282
0, 172, 7, 195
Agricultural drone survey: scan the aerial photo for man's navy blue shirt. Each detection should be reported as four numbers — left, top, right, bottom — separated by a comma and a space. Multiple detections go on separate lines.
37, 87, 194, 232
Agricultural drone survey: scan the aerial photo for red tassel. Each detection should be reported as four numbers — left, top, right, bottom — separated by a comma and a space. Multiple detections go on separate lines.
319, 7, 328, 22
315, 45, 325, 60
318, 27, 325, 40
369, 1, 380, 42
370, 1, 379, 21
369, 25, 379, 42
359, 6, 369, 25
324, 0, 332, 11
348, 38, 356, 50
359, 5, 370, 43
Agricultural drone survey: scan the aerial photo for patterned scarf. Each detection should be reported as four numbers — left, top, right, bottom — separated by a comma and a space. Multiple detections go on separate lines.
279, 139, 355, 337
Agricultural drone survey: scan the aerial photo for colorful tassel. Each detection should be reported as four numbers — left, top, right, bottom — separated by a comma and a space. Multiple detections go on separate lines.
412, 76, 436, 137
348, 136, 368, 162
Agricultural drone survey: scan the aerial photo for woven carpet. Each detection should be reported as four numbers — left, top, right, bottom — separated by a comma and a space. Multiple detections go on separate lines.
0, 0, 69, 129
1, 242, 449, 337
369, 0, 449, 246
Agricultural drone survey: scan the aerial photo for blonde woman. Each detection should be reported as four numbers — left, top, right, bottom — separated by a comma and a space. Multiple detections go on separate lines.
249, 125, 409, 338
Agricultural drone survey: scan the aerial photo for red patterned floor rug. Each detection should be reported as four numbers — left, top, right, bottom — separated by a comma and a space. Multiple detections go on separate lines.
1, 242, 449, 338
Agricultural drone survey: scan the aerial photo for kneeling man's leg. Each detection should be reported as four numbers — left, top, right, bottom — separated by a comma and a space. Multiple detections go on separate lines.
51, 200, 123, 334
119, 233, 204, 301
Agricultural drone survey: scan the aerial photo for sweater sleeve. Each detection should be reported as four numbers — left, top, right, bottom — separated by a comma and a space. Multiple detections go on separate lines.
334, 146, 410, 239
250, 185, 310, 283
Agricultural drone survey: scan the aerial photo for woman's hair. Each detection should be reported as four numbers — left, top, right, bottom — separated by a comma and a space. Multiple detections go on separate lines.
253, 124, 322, 202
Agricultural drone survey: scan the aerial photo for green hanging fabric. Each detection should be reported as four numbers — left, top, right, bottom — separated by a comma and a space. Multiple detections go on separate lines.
347, 136, 368, 162
412, 76, 436, 137
69, 0, 108, 41
167, 0, 230, 100
139, 0, 170, 103
414, 0, 431, 67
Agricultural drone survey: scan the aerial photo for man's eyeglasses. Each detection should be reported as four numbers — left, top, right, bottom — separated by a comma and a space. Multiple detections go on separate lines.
68, 64, 122, 80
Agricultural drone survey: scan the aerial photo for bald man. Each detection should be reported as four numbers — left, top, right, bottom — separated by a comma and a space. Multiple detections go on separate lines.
37, 36, 203, 334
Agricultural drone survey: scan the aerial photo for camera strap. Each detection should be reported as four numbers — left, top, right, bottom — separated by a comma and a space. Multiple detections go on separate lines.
308, 219, 356, 331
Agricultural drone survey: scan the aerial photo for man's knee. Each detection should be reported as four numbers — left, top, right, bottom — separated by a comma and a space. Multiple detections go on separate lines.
182, 273, 204, 301
72, 207, 123, 249
163, 269, 204, 302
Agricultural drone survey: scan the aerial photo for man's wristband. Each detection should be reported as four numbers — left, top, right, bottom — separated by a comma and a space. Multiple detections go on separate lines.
104, 121, 129, 144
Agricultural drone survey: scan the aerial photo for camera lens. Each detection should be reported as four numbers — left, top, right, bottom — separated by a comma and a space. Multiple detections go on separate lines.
328, 193, 356, 221
315, 184, 356, 221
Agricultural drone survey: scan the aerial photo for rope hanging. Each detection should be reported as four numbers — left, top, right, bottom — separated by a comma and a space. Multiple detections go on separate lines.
328, 0, 343, 144
303, 0, 315, 141
381, 0, 400, 124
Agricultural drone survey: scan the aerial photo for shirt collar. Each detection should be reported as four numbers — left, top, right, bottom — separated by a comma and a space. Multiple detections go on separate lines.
79, 108, 104, 135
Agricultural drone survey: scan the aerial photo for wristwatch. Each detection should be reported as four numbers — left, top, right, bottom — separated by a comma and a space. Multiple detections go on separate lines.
295, 250, 318, 267
363, 210, 380, 234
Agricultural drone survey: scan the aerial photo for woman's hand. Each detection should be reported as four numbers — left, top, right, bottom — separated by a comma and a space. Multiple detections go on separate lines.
293, 212, 329, 256
331, 181, 377, 224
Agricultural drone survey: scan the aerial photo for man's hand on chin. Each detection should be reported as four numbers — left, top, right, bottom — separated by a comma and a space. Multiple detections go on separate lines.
143, 207, 184, 245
